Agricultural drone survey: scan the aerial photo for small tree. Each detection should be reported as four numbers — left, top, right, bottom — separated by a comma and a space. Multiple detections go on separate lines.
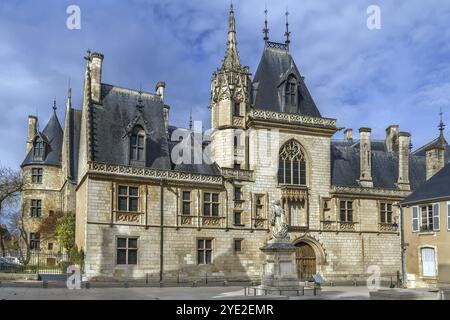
0, 166, 22, 217
56, 214, 76, 254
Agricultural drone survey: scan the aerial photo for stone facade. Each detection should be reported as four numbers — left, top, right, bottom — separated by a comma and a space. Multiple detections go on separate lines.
21, 4, 440, 284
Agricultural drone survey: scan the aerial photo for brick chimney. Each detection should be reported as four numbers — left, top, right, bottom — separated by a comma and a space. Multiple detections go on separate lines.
156, 81, 165, 102
426, 140, 445, 180
397, 132, 411, 190
26, 115, 38, 154
359, 128, 373, 187
344, 128, 353, 141
385, 125, 399, 153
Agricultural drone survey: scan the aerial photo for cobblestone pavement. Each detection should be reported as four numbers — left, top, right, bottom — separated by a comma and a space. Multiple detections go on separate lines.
0, 283, 372, 300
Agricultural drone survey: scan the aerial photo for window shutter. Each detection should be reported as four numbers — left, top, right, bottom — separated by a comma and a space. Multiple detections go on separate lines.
433, 203, 440, 231
447, 202, 450, 231
412, 206, 419, 232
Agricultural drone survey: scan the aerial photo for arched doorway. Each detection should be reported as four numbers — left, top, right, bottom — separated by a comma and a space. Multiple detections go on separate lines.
295, 242, 316, 280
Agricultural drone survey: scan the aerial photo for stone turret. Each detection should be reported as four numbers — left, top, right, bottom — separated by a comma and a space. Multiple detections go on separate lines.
210, 3, 251, 169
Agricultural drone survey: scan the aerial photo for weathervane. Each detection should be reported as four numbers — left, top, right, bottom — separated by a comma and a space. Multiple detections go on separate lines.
284, 8, 291, 49
263, 3, 269, 42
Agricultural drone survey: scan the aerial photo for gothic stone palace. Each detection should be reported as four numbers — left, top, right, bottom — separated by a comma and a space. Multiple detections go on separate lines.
20, 4, 450, 283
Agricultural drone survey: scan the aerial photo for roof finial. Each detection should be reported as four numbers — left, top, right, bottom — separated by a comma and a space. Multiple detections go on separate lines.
53, 98, 57, 112
263, 3, 269, 42
439, 107, 445, 136
284, 8, 291, 50
137, 84, 144, 112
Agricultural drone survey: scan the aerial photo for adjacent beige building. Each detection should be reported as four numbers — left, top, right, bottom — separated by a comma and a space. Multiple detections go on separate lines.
402, 134, 450, 288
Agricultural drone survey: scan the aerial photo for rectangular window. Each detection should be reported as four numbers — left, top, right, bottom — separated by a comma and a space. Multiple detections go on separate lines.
117, 186, 139, 212
412, 206, 419, 232
130, 134, 145, 161
197, 239, 212, 264
255, 195, 265, 218
203, 192, 220, 217
234, 187, 242, 201
116, 237, 138, 265
30, 233, 40, 251
233, 102, 241, 116
31, 168, 43, 184
234, 211, 242, 225
339, 200, 353, 222
182, 191, 191, 216
380, 203, 393, 223
421, 205, 433, 232
30, 200, 42, 218
234, 239, 243, 253
447, 202, 450, 231
48, 243, 53, 251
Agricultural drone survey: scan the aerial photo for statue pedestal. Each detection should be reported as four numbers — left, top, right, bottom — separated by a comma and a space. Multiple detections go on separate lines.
258, 240, 300, 294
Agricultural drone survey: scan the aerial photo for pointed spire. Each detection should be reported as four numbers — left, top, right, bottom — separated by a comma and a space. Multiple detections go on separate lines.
263, 3, 269, 42
189, 107, 193, 130
222, 0, 241, 69
439, 107, 445, 136
284, 8, 291, 50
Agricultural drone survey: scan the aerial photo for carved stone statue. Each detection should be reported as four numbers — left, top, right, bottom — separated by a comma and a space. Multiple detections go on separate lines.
268, 200, 289, 242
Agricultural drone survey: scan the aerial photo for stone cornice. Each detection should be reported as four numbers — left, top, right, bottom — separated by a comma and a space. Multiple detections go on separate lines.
248, 109, 337, 130
88, 162, 224, 186
331, 185, 410, 199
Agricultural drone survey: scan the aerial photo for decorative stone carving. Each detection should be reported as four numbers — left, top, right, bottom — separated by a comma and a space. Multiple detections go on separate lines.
268, 201, 289, 242
180, 216, 193, 225
202, 216, 222, 226
248, 109, 336, 129
221, 168, 254, 181
116, 212, 141, 224
89, 162, 223, 186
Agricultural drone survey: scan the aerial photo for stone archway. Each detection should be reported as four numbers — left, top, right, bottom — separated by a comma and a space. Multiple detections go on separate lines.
295, 242, 316, 280
293, 235, 326, 280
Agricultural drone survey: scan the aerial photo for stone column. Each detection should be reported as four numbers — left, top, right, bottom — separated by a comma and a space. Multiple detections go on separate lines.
359, 128, 373, 187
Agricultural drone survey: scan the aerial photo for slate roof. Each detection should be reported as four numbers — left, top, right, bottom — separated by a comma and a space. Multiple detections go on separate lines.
412, 134, 450, 162
22, 110, 64, 167
401, 162, 450, 205
331, 139, 426, 190
69, 109, 82, 180
167, 126, 221, 176
252, 45, 322, 117
90, 84, 172, 170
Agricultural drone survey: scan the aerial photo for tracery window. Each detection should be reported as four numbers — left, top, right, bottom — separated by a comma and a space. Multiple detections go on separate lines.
277, 140, 306, 185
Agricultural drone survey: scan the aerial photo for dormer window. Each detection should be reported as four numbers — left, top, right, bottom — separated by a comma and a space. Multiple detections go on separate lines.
33, 139, 46, 161
285, 75, 297, 107
130, 126, 145, 163
233, 102, 241, 116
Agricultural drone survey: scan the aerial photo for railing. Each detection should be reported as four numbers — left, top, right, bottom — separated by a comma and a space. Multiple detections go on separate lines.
88, 162, 224, 186
248, 109, 337, 129
339, 221, 357, 231
266, 41, 289, 50
221, 168, 254, 181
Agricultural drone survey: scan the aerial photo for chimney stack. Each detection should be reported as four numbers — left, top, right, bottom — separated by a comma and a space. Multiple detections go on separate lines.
89, 52, 104, 104
385, 125, 399, 153
344, 128, 353, 141
359, 128, 373, 187
26, 115, 38, 154
156, 81, 166, 102
397, 132, 411, 190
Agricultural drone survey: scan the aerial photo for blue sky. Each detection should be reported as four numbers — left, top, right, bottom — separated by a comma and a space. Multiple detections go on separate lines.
0, 0, 450, 169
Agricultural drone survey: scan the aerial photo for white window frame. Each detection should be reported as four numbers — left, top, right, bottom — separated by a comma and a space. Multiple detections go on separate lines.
432, 203, 440, 231
447, 201, 450, 231
412, 206, 419, 232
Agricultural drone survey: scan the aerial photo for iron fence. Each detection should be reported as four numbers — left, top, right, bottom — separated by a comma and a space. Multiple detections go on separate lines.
0, 250, 80, 275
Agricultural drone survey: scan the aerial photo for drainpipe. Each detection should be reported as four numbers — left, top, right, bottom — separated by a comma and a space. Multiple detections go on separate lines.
399, 205, 406, 288
160, 180, 164, 283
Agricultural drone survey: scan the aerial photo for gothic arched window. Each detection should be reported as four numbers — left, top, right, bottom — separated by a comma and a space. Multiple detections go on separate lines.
285, 75, 297, 107
33, 138, 46, 161
130, 126, 145, 162
278, 140, 306, 185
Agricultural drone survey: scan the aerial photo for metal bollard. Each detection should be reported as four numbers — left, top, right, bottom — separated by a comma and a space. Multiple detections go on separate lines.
192, 280, 197, 287
42, 281, 48, 288
223, 280, 228, 287
353, 279, 358, 287
124, 282, 129, 288
159, 281, 164, 288
85, 282, 90, 289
